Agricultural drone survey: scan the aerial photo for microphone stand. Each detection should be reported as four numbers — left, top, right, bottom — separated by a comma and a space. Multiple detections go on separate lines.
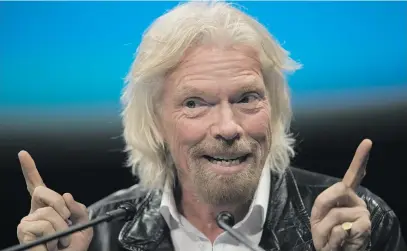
1, 202, 137, 251
216, 211, 265, 251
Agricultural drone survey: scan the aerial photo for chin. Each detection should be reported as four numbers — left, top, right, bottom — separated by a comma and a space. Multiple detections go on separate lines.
190, 156, 262, 205
196, 176, 259, 205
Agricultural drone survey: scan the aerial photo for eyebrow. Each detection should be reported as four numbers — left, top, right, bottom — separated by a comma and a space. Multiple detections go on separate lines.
174, 79, 265, 99
236, 85, 265, 96
176, 85, 208, 98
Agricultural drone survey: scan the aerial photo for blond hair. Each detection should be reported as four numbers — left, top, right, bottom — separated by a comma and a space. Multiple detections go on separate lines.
121, 1, 302, 190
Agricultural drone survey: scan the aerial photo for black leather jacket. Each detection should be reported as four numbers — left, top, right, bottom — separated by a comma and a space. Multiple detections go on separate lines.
87, 167, 406, 251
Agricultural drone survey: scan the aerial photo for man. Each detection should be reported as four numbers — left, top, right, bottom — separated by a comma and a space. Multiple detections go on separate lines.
16, 2, 405, 251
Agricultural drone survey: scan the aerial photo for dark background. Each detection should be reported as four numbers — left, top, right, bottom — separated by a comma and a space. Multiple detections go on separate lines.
1, 103, 406, 248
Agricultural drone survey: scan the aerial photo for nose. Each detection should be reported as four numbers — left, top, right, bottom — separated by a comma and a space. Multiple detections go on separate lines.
210, 103, 243, 143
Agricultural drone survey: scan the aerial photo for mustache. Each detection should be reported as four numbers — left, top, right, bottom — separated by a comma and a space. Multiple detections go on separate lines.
189, 138, 255, 157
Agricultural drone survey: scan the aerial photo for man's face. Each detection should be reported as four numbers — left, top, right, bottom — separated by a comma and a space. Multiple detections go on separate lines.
160, 44, 271, 205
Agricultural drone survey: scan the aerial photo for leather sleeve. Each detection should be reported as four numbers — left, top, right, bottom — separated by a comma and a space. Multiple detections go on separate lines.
370, 209, 406, 251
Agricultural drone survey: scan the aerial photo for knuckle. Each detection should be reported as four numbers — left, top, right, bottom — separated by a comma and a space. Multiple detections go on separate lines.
359, 198, 368, 208
31, 186, 43, 200
314, 194, 326, 207
36, 206, 54, 216
16, 222, 35, 243
28, 207, 51, 221
362, 216, 372, 230
311, 225, 324, 241
310, 206, 319, 221
79, 203, 88, 212
330, 208, 343, 219
22, 234, 36, 244
356, 207, 370, 218
354, 218, 372, 236
335, 182, 346, 191
366, 220, 372, 231
20, 216, 30, 223
16, 222, 25, 236
363, 208, 370, 216
51, 196, 65, 208
50, 197, 70, 217
43, 220, 53, 231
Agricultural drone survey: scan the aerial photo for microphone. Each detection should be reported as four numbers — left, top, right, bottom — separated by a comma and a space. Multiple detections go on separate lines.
216, 211, 265, 251
1, 202, 137, 251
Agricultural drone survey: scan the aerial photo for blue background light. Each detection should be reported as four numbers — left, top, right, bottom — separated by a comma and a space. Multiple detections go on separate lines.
1, 1, 406, 121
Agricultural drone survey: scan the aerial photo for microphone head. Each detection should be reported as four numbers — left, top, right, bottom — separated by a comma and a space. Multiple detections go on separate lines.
216, 211, 235, 228
118, 202, 137, 221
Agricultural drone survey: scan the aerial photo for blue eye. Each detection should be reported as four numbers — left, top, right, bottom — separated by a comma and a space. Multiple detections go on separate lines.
183, 98, 204, 108
239, 94, 259, 103
186, 100, 197, 108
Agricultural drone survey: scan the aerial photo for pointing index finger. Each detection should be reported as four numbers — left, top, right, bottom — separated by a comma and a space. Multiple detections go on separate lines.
18, 150, 46, 195
342, 139, 372, 190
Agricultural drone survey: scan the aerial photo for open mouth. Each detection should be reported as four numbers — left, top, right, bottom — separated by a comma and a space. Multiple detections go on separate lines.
203, 154, 249, 166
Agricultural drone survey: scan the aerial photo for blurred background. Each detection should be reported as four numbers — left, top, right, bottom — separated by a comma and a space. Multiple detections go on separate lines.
1, 1, 406, 247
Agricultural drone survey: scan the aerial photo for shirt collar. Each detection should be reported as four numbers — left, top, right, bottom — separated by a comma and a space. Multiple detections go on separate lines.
159, 166, 271, 230
159, 177, 182, 228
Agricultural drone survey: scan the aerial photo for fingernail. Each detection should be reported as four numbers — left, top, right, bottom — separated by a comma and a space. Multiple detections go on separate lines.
64, 193, 74, 203
18, 150, 27, 158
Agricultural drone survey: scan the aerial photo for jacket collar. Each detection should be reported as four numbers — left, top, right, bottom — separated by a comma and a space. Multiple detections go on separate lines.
117, 168, 314, 251
259, 168, 314, 251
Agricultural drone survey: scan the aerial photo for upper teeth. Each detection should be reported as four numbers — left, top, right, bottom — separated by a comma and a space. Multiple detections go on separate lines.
212, 156, 240, 161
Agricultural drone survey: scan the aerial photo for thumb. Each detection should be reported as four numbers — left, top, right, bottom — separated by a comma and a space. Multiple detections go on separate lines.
62, 193, 89, 224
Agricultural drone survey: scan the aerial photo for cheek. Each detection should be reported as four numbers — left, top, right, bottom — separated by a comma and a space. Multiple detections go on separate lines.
242, 108, 271, 143
164, 114, 208, 157
175, 119, 206, 146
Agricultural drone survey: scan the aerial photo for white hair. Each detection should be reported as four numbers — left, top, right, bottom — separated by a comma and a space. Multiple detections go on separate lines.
121, 1, 302, 190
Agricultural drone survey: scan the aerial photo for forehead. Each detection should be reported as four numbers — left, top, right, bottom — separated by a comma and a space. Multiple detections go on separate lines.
165, 45, 264, 93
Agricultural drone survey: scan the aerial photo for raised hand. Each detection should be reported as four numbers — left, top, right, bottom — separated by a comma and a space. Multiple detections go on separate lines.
16, 151, 93, 251
310, 139, 373, 251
